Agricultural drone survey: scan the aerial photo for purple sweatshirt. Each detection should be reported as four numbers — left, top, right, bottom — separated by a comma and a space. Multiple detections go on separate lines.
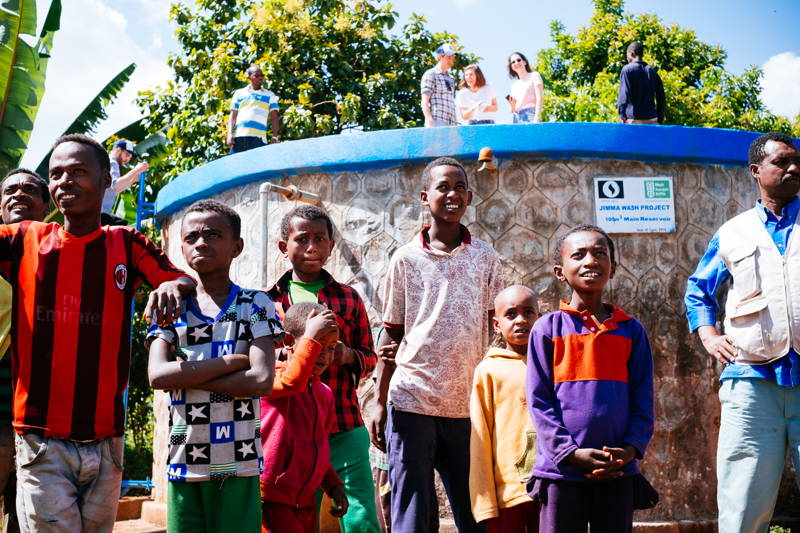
526, 301, 654, 482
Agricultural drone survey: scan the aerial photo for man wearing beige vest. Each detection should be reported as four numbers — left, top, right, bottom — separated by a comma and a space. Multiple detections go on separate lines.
685, 131, 800, 532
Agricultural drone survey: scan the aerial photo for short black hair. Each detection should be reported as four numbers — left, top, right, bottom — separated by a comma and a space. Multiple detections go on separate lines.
280, 204, 334, 241
51, 133, 110, 175
283, 301, 328, 339
553, 224, 616, 265
2, 168, 50, 204
183, 200, 241, 239
748, 132, 797, 166
627, 41, 644, 58
422, 157, 469, 190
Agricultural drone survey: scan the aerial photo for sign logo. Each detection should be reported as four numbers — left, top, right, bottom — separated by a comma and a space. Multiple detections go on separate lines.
113, 264, 127, 290
644, 179, 671, 199
598, 180, 624, 199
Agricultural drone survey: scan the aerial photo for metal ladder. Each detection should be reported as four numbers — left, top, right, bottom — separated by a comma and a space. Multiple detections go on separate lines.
121, 171, 156, 494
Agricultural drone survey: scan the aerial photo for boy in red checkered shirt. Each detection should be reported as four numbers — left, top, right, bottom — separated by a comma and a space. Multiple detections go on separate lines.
268, 205, 379, 532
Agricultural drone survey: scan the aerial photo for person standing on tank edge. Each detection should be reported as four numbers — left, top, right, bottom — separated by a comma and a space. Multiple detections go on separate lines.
507, 52, 543, 124
685, 132, 800, 533
227, 64, 281, 154
421, 44, 459, 128
617, 41, 665, 125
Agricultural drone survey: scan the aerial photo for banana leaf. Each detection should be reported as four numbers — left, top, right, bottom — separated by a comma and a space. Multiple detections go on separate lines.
63, 62, 136, 136
34, 62, 137, 177
0, 0, 61, 172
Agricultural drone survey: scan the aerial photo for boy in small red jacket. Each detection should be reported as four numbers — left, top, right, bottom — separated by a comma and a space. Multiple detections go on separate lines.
260, 302, 348, 532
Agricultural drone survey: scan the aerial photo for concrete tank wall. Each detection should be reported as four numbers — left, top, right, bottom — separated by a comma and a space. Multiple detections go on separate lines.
151, 123, 800, 524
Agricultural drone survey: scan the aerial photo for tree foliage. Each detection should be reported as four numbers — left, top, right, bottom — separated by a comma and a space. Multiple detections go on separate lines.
137, 0, 476, 184
536, 0, 800, 135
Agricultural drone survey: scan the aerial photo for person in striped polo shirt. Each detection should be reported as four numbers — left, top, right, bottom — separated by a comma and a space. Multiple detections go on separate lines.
226, 65, 281, 154
0, 134, 195, 533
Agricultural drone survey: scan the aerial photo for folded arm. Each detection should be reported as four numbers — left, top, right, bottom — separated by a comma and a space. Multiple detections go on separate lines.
195, 335, 276, 397
148, 337, 249, 390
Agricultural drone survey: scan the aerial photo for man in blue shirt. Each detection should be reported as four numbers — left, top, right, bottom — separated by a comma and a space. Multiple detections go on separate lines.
685, 131, 800, 532
617, 41, 665, 125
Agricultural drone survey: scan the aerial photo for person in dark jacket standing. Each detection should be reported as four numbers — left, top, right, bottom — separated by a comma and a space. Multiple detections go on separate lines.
617, 42, 665, 124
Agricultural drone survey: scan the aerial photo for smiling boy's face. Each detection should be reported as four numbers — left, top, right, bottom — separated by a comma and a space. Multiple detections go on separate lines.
48, 142, 109, 220
420, 165, 472, 224
0, 173, 49, 224
554, 230, 615, 294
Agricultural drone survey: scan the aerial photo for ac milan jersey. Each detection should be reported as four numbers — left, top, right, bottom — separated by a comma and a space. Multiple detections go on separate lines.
0, 221, 189, 440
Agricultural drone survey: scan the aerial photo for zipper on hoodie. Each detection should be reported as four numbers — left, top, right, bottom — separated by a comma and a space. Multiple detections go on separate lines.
296, 380, 320, 508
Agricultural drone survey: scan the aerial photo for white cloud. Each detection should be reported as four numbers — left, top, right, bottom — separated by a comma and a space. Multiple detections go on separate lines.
21, 0, 176, 168
761, 51, 800, 120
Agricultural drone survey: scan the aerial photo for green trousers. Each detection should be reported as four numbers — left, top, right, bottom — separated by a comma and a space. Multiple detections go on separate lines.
318, 425, 380, 533
168, 476, 261, 533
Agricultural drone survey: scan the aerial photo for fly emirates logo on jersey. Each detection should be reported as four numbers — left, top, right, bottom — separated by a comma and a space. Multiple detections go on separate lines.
35, 294, 103, 327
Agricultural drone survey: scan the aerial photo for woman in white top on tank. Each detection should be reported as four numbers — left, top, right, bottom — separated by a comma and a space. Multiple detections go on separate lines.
507, 51, 544, 124
455, 64, 498, 125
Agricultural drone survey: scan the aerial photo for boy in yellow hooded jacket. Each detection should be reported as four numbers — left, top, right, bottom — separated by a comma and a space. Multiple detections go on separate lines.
469, 285, 540, 532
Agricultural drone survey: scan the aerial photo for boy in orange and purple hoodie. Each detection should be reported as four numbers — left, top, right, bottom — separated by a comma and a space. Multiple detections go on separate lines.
260, 302, 348, 532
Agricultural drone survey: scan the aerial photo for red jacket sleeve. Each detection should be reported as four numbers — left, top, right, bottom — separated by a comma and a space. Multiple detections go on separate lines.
321, 465, 343, 494
270, 338, 321, 398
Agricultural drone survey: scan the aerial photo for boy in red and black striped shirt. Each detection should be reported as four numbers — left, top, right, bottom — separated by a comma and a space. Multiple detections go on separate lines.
0, 134, 194, 533
268, 205, 379, 532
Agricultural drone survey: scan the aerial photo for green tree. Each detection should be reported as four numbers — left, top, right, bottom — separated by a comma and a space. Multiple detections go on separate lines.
536, 0, 800, 135
137, 0, 476, 184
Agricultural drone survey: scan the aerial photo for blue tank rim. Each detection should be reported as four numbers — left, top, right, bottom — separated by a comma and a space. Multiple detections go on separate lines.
155, 122, 788, 223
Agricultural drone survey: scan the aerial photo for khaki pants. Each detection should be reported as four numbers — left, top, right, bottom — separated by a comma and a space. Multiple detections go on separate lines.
0, 425, 18, 533
15, 434, 123, 533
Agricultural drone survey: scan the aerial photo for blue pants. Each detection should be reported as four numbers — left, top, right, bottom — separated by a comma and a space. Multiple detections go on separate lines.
717, 378, 800, 533
386, 406, 483, 533
230, 136, 266, 153
512, 108, 536, 123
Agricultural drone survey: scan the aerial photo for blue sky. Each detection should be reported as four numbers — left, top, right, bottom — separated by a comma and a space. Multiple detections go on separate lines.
22, 0, 800, 167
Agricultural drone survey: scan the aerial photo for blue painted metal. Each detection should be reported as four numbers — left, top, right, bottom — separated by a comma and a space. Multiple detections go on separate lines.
154, 123, 799, 223
122, 171, 156, 493
136, 171, 155, 231
121, 477, 155, 489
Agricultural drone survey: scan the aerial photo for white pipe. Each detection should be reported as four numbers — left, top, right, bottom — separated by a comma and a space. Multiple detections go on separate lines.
259, 183, 270, 288
259, 182, 321, 288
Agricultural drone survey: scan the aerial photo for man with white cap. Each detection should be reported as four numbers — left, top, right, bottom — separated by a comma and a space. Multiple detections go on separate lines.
421, 44, 458, 128
103, 139, 148, 225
